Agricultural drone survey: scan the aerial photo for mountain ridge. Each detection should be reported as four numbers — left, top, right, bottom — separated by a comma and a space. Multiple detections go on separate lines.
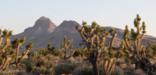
12, 16, 156, 49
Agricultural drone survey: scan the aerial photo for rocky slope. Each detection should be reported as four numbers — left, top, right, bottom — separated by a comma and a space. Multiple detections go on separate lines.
12, 16, 56, 48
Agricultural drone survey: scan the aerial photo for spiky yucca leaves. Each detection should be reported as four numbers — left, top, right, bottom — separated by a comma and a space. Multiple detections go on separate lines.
0, 29, 12, 53
123, 14, 156, 75
12, 38, 25, 64
76, 22, 117, 75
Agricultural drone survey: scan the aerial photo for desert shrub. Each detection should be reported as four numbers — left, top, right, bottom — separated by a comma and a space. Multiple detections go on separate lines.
23, 59, 33, 72
112, 66, 124, 75
146, 43, 156, 57
54, 61, 76, 75
73, 49, 83, 57
72, 66, 94, 75
24, 49, 57, 74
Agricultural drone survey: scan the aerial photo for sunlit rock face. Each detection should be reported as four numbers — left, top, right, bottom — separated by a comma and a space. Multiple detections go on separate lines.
33, 16, 56, 33
24, 16, 56, 36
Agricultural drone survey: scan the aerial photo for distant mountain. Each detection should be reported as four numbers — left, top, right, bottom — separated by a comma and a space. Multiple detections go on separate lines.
12, 16, 156, 49
101, 27, 156, 47
12, 16, 56, 48
48, 20, 81, 48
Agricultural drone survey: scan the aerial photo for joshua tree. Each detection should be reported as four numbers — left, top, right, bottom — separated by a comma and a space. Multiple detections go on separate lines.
12, 38, 25, 64
122, 14, 156, 75
0, 29, 13, 71
0, 29, 12, 53
17, 43, 33, 66
0, 51, 14, 71
76, 22, 116, 75
0, 29, 32, 71
60, 37, 75, 60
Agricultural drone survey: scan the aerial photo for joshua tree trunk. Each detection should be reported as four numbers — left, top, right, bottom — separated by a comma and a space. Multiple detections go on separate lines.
92, 62, 98, 75
0, 57, 12, 71
15, 46, 20, 64
17, 49, 30, 66
89, 50, 99, 75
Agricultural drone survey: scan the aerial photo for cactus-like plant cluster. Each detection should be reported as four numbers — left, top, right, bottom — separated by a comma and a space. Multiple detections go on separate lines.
76, 22, 117, 75
59, 37, 75, 60
0, 29, 32, 71
122, 14, 156, 75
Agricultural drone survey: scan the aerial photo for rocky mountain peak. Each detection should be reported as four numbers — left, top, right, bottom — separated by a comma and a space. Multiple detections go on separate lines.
22, 16, 56, 35
59, 20, 80, 28
33, 16, 56, 32
53, 20, 80, 33
38, 16, 49, 20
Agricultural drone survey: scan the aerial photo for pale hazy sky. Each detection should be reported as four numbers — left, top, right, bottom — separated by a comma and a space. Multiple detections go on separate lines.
0, 0, 156, 36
